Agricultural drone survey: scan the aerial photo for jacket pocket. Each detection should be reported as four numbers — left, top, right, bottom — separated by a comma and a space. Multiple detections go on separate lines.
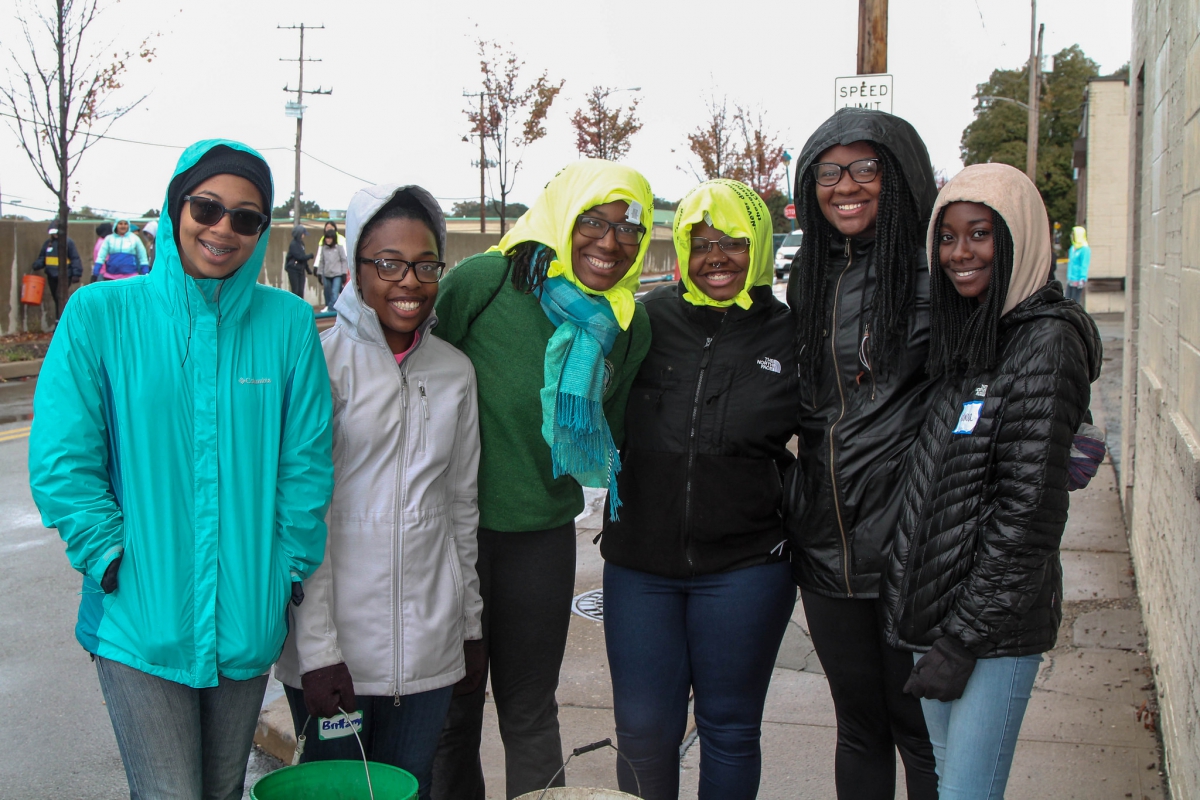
445, 535, 463, 602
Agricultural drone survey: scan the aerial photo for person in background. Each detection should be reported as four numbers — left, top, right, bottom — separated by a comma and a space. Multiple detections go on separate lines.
1066, 225, 1090, 304
92, 222, 113, 276
29, 140, 334, 800
785, 107, 940, 800
141, 218, 159, 268
600, 179, 798, 800
431, 159, 653, 800
33, 224, 83, 319
94, 218, 149, 281
276, 184, 482, 800
313, 222, 348, 310
885, 162, 1100, 799
286, 224, 313, 298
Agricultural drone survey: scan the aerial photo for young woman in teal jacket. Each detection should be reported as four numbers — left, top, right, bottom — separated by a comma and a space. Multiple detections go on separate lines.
29, 140, 334, 800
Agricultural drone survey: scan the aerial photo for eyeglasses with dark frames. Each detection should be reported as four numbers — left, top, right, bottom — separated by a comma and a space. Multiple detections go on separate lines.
181, 195, 270, 236
575, 215, 646, 246
357, 257, 446, 283
810, 158, 881, 187
690, 235, 751, 255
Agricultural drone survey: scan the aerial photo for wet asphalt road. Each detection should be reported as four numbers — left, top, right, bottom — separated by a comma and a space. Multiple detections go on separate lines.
0, 380, 281, 797
0, 380, 129, 797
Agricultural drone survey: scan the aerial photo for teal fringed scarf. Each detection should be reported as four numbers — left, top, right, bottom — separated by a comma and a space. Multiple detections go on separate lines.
538, 273, 623, 519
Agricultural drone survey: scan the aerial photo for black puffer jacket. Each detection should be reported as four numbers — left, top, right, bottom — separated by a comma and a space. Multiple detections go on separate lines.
785, 110, 939, 598
601, 283, 798, 578
884, 284, 1102, 657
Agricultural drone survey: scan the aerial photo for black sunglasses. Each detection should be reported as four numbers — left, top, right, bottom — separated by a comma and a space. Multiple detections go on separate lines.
358, 258, 446, 284
182, 195, 270, 236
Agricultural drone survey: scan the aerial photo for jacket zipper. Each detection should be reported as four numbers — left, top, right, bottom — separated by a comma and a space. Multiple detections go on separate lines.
683, 318, 725, 570
394, 370, 409, 699
418, 382, 429, 454
828, 239, 854, 595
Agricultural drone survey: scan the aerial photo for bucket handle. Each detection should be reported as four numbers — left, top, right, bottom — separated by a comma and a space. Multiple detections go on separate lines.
293, 708, 375, 800
535, 738, 642, 800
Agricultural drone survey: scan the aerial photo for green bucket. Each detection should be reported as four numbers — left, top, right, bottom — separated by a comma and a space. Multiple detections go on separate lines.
250, 760, 418, 800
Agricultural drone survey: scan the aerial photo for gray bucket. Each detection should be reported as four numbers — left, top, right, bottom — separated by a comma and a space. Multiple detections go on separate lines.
513, 790, 640, 800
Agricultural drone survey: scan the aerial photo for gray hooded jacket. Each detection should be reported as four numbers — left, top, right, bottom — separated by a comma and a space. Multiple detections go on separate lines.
276, 185, 482, 697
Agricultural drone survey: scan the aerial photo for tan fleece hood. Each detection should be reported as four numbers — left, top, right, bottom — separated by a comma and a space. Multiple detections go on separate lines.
927, 162, 1051, 316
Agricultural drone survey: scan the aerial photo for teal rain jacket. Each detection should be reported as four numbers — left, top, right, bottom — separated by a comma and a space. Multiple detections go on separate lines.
29, 140, 334, 688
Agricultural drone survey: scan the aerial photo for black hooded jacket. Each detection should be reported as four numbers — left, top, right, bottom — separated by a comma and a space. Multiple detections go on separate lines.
883, 284, 1101, 658
784, 108, 939, 598
286, 226, 312, 273
600, 283, 798, 578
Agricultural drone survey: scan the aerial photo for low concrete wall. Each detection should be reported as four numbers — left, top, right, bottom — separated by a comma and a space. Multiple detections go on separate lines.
0, 220, 677, 330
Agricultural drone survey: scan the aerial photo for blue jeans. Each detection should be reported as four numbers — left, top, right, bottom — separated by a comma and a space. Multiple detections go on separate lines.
322, 275, 344, 308
285, 685, 452, 800
917, 652, 1043, 799
604, 561, 795, 800
94, 655, 268, 800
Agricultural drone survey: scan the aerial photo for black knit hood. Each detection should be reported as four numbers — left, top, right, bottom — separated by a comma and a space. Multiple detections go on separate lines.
795, 108, 938, 227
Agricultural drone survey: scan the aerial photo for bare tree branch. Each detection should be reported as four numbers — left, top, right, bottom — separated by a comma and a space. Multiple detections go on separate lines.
1, 0, 156, 321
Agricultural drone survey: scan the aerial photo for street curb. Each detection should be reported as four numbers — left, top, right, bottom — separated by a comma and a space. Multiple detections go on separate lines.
0, 359, 41, 380
254, 696, 297, 764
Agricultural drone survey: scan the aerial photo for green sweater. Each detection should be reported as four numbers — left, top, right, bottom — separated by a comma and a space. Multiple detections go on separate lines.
434, 251, 651, 532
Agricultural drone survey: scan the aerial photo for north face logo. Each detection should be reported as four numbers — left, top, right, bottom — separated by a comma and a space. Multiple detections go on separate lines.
757, 357, 782, 374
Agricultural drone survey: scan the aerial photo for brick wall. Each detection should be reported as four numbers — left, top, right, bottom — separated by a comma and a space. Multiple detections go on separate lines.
1084, 79, 1131, 314
1125, 1, 1200, 796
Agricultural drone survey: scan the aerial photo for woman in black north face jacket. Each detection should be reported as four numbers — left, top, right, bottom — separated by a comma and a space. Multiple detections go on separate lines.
785, 107, 940, 799
884, 163, 1101, 798
600, 180, 798, 800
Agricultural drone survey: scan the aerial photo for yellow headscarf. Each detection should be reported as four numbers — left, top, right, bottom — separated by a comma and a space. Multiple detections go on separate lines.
672, 179, 775, 309
492, 159, 654, 330
1071, 226, 1088, 248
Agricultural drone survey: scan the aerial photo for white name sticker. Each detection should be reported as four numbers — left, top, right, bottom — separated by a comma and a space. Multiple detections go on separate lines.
317, 710, 364, 740
625, 200, 642, 225
953, 401, 984, 434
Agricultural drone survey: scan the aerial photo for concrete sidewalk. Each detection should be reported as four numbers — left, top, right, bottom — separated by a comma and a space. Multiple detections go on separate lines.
254, 453, 1163, 798
253, 313, 1165, 798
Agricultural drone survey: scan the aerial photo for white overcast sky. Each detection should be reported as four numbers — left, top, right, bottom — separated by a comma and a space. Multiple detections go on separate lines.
1, 0, 1133, 220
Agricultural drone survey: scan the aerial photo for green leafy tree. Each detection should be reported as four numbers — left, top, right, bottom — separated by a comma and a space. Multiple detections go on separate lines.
273, 192, 324, 220
450, 200, 528, 219
961, 45, 1100, 247
652, 196, 678, 211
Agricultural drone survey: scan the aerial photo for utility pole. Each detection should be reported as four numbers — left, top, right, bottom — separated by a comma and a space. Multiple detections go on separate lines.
463, 89, 499, 234
279, 23, 331, 223
463, 90, 488, 234
857, 0, 888, 74
1026, 3, 1043, 183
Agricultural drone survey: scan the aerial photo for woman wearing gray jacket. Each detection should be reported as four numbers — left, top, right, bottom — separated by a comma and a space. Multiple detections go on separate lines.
275, 184, 483, 800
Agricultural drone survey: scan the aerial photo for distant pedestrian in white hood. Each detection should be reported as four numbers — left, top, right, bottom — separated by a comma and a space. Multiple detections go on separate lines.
275, 184, 482, 800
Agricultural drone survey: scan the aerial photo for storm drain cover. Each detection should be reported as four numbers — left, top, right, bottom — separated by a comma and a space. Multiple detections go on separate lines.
571, 589, 604, 621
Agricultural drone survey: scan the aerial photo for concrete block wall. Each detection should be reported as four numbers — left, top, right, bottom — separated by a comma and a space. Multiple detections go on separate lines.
1085, 80, 1132, 315
0, 220, 677, 333
1125, 0, 1200, 796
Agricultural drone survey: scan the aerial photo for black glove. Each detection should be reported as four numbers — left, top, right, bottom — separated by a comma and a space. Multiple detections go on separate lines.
301, 662, 357, 718
903, 637, 977, 702
100, 555, 122, 594
291, 581, 305, 607
453, 639, 487, 697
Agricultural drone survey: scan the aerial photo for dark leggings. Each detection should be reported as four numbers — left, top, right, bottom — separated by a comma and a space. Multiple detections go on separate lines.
286, 267, 306, 297
801, 590, 939, 800
432, 524, 576, 800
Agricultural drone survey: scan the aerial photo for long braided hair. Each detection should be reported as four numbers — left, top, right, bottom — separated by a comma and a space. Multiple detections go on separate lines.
508, 240, 553, 294
926, 207, 1015, 377
792, 142, 925, 385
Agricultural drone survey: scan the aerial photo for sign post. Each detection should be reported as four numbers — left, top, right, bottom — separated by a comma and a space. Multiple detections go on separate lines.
834, 74, 893, 113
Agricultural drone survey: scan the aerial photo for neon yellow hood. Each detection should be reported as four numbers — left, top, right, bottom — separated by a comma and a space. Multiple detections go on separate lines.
1071, 226, 1088, 248
672, 179, 775, 309
492, 159, 653, 330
